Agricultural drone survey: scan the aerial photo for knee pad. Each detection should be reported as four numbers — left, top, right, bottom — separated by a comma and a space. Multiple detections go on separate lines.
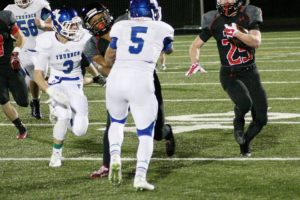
53, 119, 69, 141
72, 116, 88, 136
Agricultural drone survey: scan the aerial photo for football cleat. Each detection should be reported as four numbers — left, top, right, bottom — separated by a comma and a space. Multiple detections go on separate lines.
30, 100, 42, 119
16, 131, 28, 139
134, 176, 155, 191
109, 155, 122, 185
161, 64, 167, 71
49, 151, 62, 167
90, 165, 109, 179
165, 124, 175, 157
240, 143, 251, 157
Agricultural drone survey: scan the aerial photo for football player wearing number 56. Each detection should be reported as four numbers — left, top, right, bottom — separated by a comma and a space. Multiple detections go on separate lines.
5, 0, 52, 120
185, 0, 268, 157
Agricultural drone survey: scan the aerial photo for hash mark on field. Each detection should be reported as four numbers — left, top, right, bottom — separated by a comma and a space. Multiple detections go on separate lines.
1, 157, 300, 161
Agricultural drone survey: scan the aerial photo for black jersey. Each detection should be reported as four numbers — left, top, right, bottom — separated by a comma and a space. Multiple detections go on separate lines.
199, 5, 262, 67
0, 10, 18, 66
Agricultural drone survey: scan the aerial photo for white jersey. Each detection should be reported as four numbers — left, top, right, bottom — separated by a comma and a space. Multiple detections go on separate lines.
110, 19, 174, 72
35, 31, 91, 83
4, 0, 51, 50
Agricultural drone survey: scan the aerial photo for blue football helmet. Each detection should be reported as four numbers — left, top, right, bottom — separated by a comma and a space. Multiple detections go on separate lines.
51, 7, 84, 41
129, 0, 161, 21
15, 0, 33, 8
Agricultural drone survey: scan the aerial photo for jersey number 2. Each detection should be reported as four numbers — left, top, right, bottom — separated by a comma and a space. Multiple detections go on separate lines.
63, 60, 74, 74
129, 26, 148, 54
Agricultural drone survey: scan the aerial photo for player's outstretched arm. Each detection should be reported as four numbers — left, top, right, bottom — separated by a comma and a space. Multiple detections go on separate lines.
185, 36, 207, 77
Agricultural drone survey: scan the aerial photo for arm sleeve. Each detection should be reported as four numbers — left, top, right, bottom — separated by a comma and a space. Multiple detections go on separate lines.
83, 37, 99, 58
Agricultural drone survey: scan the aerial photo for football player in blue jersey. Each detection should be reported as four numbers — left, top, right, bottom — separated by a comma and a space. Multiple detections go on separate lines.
5, 0, 52, 120
81, 2, 176, 181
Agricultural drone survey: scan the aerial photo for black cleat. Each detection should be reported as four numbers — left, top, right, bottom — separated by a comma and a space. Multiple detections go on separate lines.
165, 124, 175, 157
233, 118, 245, 145
240, 143, 251, 157
30, 100, 42, 119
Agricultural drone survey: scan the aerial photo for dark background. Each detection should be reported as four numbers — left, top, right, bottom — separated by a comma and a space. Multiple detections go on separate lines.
1, 0, 300, 31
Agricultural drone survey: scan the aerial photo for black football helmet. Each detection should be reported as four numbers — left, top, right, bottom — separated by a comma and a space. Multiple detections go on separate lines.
216, 0, 244, 17
81, 2, 114, 36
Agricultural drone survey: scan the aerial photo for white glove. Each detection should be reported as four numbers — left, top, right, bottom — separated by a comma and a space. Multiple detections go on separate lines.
46, 87, 70, 108
185, 63, 207, 77
224, 23, 239, 38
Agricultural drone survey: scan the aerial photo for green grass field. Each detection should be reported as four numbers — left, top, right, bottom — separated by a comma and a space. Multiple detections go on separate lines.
1, 31, 300, 199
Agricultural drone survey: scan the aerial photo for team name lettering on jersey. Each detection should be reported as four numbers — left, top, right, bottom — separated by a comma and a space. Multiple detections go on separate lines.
15, 13, 36, 20
56, 51, 81, 60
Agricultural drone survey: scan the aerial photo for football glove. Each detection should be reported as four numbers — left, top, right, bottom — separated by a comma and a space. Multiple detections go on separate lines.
10, 51, 21, 71
224, 23, 239, 38
93, 75, 106, 86
185, 63, 207, 77
46, 87, 70, 108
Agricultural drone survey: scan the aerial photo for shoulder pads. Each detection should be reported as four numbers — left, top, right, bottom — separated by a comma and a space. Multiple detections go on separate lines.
245, 5, 263, 24
201, 10, 219, 29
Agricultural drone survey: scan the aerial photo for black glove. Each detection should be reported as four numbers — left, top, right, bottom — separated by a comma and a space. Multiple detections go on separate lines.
93, 75, 106, 86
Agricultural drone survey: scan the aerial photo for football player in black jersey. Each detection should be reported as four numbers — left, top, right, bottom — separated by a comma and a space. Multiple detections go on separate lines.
0, 10, 29, 139
80, 2, 176, 178
186, 0, 268, 157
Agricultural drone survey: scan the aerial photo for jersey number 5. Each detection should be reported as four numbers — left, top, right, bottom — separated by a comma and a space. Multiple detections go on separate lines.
129, 26, 148, 54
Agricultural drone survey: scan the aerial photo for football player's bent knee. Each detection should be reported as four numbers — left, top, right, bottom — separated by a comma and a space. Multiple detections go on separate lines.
256, 115, 268, 127
15, 99, 29, 107
72, 116, 88, 136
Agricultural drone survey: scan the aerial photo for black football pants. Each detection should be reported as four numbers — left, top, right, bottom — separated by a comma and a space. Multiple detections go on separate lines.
220, 64, 268, 144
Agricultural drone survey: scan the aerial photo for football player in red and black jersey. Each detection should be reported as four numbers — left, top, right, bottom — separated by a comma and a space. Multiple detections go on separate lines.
186, 0, 268, 156
0, 10, 29, 139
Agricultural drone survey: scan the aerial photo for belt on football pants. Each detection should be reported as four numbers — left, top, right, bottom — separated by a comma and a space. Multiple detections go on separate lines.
221, 63, 256, 72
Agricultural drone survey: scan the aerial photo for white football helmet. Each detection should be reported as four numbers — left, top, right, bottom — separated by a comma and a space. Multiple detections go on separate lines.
14, 0, 33, 8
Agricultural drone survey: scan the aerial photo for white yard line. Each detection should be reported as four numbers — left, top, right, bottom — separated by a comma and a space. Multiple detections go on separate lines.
1, 121, 300, 127
1, 157, 300, 161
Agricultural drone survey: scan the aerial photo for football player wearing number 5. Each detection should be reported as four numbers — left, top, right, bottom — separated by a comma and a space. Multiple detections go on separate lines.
186, 0, 268, 157
0, 10, 29, 139
105, 0, 174, 190
34, 7, 95, 167
5, 0, 52, 120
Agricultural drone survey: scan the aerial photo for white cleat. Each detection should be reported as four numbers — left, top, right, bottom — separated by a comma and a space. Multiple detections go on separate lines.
109, 155, 122, 185
49, 152, 62, 167
134, 177, 155, 191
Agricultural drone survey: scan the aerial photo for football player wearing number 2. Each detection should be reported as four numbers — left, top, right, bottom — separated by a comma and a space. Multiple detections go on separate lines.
186, 0, 268, 157
5, 0, 52, 120
34, 7, 96, 168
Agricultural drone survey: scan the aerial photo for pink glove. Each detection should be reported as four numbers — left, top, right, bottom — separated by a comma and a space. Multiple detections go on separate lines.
185, 63, 207, 77
224, 23, 239, 38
